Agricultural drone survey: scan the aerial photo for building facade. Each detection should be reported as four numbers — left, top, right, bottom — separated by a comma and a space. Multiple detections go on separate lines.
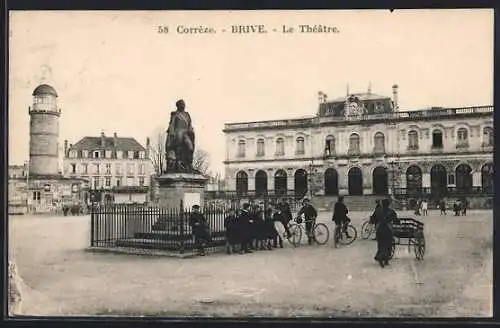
223, 85, 493, 202
63, 132, 153, 204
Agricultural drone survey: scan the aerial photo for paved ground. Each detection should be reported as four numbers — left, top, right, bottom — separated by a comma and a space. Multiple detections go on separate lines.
9, 210, 492, 317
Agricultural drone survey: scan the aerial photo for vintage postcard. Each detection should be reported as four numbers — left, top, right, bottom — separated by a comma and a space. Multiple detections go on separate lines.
7, 9, 493, 318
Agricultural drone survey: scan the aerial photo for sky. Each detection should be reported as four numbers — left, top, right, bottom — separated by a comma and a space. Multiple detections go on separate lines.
8, 9, 493, 175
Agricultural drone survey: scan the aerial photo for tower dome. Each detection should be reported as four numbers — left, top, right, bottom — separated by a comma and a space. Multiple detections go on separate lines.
33, 84, 58, 97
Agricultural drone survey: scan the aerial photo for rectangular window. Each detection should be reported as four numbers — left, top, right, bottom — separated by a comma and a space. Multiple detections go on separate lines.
93, 164, 100, 174
93, 151, 100, 159
71, 164, 76, 173
117, 150, 123, 159
128, 151, 134, 159
105, 150, 112, 158
105, 177, 111, 187
83, 150, 89, 158
32, 191, 40, 200
105, 164, 112, 174
134, 151, 140, 159
127, 164, 134, 175
448, 174, 455, 185
82, 164, 88, 174
94, 177, 100, 189
116, 177, 122, 187
139, 177, 145, 186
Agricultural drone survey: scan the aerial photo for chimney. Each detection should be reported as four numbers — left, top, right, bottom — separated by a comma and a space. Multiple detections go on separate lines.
64, 140, 68, 157
113, 132, 118, 148
146, 137, 150, 157
100, 131, 105, 148
392, 84, 399, 110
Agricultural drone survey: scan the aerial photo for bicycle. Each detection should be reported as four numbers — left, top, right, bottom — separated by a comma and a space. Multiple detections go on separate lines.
285, 216, 330, 247
360, 219, 376, 240
333, 220, 357, 247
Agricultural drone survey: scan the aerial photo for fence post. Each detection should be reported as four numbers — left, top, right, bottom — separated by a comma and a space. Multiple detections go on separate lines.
90, 202, 95, 247
179, 200, 185, 254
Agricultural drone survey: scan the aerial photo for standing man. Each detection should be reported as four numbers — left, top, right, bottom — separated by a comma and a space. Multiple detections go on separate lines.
373, 198, 399, 267
224, 208, 239, 254
237, 203, 253, 254
297, 198, 318, 245
421, 199, 428, 216
188, 205, 211, 256
439, 199, 447, 215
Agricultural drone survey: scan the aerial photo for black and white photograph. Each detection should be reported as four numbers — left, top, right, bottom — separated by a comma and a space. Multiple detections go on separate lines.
7, 9, 493, 317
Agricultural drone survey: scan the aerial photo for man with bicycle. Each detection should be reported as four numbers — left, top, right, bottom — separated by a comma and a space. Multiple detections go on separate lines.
332, 196, 352, 239
297, 198, 318, 245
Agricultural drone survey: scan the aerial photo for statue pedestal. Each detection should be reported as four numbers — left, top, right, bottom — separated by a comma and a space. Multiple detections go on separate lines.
156, 173, 208, 209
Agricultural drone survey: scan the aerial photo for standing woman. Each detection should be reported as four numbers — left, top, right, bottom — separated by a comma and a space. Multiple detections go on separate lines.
373, 198, 399, 267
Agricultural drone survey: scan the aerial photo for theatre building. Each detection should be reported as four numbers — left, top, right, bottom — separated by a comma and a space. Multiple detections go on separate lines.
223, 85, 493, 208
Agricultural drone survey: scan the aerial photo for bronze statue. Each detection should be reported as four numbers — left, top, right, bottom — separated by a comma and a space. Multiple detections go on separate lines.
164, 99, 196, 173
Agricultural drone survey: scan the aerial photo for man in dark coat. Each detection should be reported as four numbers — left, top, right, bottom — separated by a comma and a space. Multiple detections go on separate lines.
237, 203, 253, 254
188, 205, 211, 256
373, 198, 399, 267
224, 208, 239, 254
253, 202, 267, 250
332, 196, 351, 239
274, 199, 292, 239
297, 198, 318, 245
264, 202, 278, 250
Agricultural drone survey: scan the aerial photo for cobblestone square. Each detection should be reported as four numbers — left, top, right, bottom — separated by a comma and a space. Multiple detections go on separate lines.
9, 209, 492, 317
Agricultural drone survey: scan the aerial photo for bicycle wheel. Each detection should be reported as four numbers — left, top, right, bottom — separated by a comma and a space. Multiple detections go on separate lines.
313, 223, 329, 245
389, 241, 396, 260
360, 221, 373, 240
338, 225, 357, 245
288, 223, 302, 247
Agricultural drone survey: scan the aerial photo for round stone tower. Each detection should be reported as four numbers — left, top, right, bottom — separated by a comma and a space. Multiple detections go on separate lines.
28, 84, 61, 176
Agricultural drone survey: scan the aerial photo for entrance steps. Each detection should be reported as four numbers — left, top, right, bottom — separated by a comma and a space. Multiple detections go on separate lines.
311, 195, 387, 212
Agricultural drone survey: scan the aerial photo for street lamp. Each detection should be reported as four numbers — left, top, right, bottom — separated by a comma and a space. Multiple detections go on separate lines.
25, 160, 29, 213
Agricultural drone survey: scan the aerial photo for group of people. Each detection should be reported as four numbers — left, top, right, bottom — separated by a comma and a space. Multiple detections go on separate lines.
188, 199, 295, 256
413, 199, 428, 216
190, 195, 400, 269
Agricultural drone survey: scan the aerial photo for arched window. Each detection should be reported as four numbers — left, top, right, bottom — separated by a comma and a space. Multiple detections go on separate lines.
348, 133, 360, 155
256, 138, 265, 157
276, 138, 285, 156
373, 132, 385, 154
255, 170, 268, 196
432, 130, 443, 148
408, 130, 419, 150
274, 169, 288, 196
325, 135, 335, 156
406, 165, 423, 195
481, 163, 494, 193
457, 128, 468, 147
455, 164, 472, 193
237, 140, 246, 157
483, 127, 493, 147
294, 169, 308, 197
296, 137, 305, 155
236, 171, 248, 196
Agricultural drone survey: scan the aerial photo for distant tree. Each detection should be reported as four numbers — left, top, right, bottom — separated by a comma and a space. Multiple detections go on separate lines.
148, 127, 166, 176
192, 149, 210, 176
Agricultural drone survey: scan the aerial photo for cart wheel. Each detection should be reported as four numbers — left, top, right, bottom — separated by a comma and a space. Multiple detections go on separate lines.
360, 221, 373, 240
414, 235, 426, 261
338, 225, 357, 245
313, 223, 330, 245
389, 241, 396, 260
288, 224, 302, 247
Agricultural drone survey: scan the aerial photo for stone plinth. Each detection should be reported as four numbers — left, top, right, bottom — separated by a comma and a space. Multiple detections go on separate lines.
156, 173, 208, 209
